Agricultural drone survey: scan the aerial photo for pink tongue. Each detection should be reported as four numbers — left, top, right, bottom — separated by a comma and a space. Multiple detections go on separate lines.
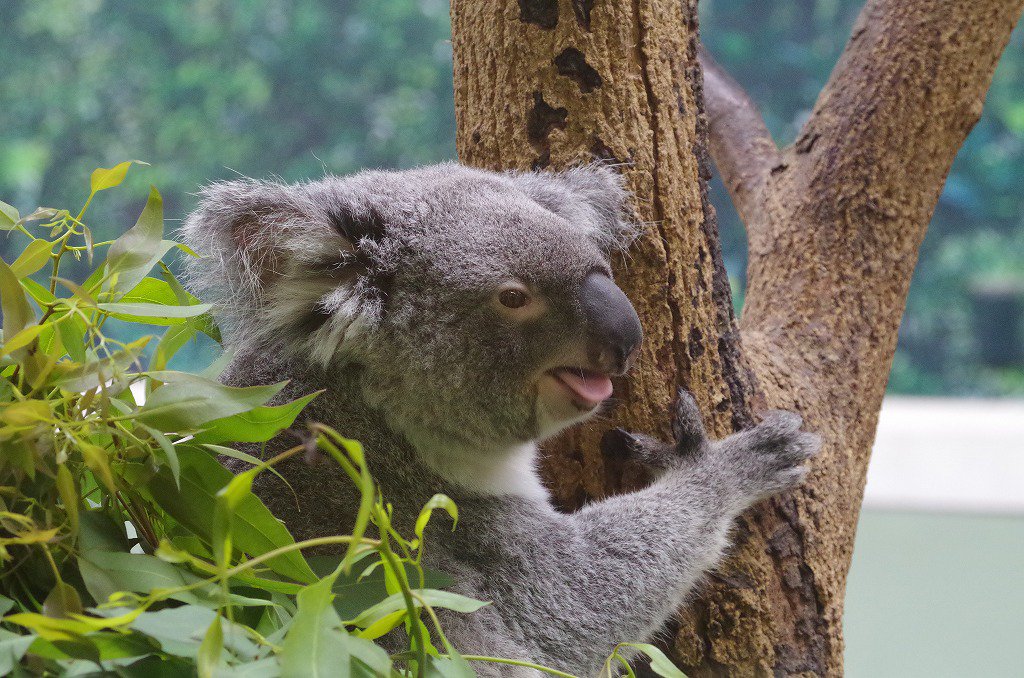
554, 368, 614, 404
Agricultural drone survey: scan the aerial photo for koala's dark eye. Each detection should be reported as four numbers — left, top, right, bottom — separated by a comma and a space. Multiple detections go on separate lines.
499, 288, 529, 309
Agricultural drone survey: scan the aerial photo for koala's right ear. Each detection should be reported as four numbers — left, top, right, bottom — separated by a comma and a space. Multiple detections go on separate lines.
511, 163, 639, 255
180, 178, 388, 362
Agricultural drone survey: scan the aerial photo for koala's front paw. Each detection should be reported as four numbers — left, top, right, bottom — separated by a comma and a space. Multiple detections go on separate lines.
716, 410, 821, 501
600, 389, 709, 473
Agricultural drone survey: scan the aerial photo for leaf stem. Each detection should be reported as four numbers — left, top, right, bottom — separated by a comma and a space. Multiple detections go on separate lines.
454, 655, 581, 678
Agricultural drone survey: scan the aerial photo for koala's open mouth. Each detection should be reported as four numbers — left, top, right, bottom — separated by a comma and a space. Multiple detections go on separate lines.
547, 367, 614, 410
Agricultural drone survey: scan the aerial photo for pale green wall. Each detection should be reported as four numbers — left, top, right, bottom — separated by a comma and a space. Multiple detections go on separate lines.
844, 511, 1024, 677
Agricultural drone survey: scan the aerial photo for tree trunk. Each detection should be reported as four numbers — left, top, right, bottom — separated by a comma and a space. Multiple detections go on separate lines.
450, 0, 1023, 675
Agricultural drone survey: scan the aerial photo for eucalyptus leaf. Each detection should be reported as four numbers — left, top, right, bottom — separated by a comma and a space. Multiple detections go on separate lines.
146, 445, 316, 584
127, 606, 261, 662
90, 161, 138, 193
90, 186, 167, 297
19, 276, 56, 305
137, 374, 286, 431
190, 391, 321, 444
280, 572, 351, 678
0, 257, 34, 344
415, 494, 458, 540
98, 301, 213, 324
0, 630, 35, 676
347, 589, 488, 629
120, 276, 201, 306
42, 582, 84, 619
10, 238, 53, 278
198, 616, 223, 678
0, 200, 19, 230
52, 337, 148, 393
151, 321, 199, 372
55, 312, 88, 362
214, 656, 283, 678
620, 643, 687, 678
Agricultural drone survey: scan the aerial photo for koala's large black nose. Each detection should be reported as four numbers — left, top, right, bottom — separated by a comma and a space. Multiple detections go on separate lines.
580, 271, 643, 375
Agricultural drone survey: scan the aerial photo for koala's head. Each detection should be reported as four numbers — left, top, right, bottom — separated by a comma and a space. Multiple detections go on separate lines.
182, 163, 642, 451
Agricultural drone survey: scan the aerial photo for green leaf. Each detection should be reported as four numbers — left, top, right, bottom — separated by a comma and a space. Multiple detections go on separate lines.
355, 609, 405, 642
0, 323, 46, 357
158, 263, 194, 304
280, 571, 351, 678
215, 657, 283, 678
4, 612, 93, 642
98, 301, 213, 324
425, 655, 476, 678
138, 422, 181, 488
127, 606, 260, 661
137, 374, 286, 431
0, 399, 51, 426
348, 635, 392, 676
190, 391, 321, 444
19, 207, 61, 225
0, 200, 19, 230
27, 631, 156, 662
78, 510, 131, 553
306, 556, 452, 622
0, 630, 35, 676
620, 643, 687, 677
10, 238, 53, 278
415, 494, 458, 541
146, 446, 316, 584
314, 431, 373, 574
55, 312, 87, 362
79, 550, 206, 607
55, 464, 79, 535
52, 337, 148, 393
213, 469, 256, 567
0, 257, 34, 346
42, 582, 83, 619
0, 594, 15, 617
121, 276, 201, 307
80, 441, 117, 494
198, 615, 224, 678
20, 276, 56, 305
90, 185, 167, 297
346, 589, 488, 629
90, 160, 137, 193
152, 321, 199, 372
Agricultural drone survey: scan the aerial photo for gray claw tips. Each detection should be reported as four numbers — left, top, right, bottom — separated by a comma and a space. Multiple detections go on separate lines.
601, 428, 642, 460
672, 388, 708, 453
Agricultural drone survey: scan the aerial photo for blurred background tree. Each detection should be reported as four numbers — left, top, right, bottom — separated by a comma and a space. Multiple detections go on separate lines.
1, 0, 1021, 396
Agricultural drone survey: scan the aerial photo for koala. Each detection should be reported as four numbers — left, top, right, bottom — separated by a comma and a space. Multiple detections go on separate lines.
181, 163, 820, 677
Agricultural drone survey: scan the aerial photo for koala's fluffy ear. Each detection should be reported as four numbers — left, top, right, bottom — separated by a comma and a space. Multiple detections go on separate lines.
180, 177, 388, 363
514, 164, 639, 254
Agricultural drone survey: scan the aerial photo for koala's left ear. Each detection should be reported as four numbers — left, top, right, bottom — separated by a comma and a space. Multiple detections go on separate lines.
514, 163, 638, 254
179, 176, 391, 363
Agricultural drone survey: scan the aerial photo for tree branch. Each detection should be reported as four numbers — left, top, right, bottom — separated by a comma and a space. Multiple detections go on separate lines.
697, 43, 779, 239
728, 3, 1024, 672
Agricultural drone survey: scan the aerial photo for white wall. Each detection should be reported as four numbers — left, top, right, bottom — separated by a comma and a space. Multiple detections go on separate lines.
864, 397, 1024, 513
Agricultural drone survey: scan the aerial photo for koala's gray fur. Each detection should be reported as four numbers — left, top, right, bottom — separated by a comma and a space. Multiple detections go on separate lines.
181, 163, 820, 677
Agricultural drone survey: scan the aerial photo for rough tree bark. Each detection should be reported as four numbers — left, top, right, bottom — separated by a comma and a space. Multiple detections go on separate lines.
450, 0, 1023, 675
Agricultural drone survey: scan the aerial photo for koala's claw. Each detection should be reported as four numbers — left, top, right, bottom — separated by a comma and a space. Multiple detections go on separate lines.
724, 411, 822, 499
600, 389, 711, 473
601, 428, 678, 471
671, 389, 708, 454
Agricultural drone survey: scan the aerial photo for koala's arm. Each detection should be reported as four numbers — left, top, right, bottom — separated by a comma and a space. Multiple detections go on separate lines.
482, 393, 819, 673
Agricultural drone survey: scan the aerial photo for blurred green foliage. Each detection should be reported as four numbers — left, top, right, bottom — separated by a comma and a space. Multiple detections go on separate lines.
701, 0, 1024, 396
0, 0, 455, 231
1, 0, 1021, 395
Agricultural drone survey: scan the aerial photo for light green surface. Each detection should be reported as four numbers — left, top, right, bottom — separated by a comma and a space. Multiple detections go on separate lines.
844, 510, 1024, 677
